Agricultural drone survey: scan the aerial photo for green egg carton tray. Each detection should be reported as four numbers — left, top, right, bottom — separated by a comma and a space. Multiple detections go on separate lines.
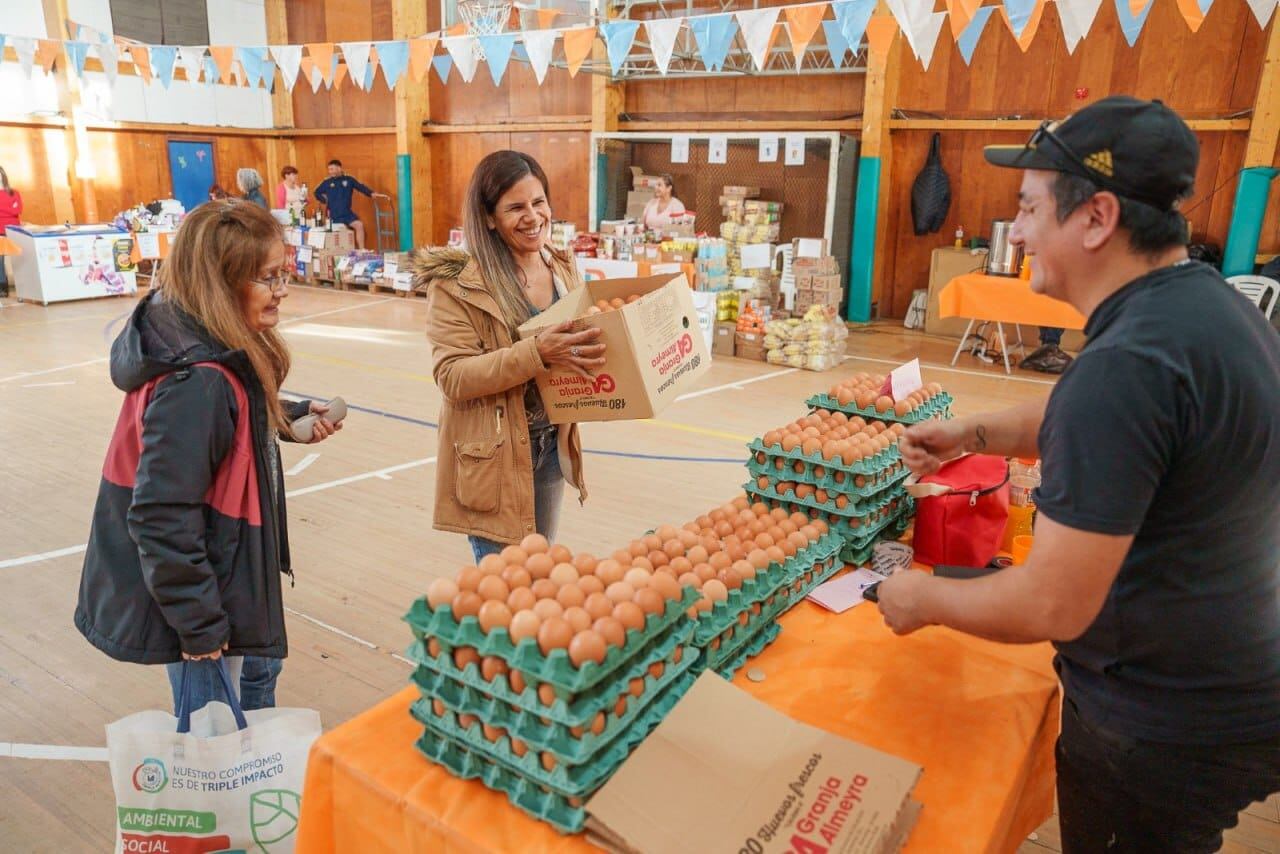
806, 391, 954, 425
830, 498, 915, 553
716, 621, 783, 680
783, 552, 855, 609
411, 667, 699, 800
705, 590, 790, 673
404, 586, 698, 694
746, 455, 910, 500
691, 531, 841, 647
406, 616, 692, 730
409, 627, 697, 766
746, 436, 901, 477
743, 479, 904, 522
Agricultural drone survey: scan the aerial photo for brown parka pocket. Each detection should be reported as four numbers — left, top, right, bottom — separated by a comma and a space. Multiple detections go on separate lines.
454, 439, 504, 513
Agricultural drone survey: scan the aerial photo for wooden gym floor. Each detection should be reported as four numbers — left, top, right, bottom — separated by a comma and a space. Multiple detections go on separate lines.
0, 285, 1275, 852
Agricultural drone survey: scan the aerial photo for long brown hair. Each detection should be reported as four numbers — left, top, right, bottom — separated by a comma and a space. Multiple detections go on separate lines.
156, 200, 292, 431
463, 150, 552, 332
0, 166, 10, 193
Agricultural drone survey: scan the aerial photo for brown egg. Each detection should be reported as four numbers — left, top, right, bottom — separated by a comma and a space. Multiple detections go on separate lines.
457, 566, 484, 593
451, 591, 483, 621
801, 524, 821, 542
606, 581, 637, 604
717, 567, 743, 591
531, 579, 559, 601
633, 588, 666, 616
595, 559, 625, 586
623, 568, 652, 590
591, 711, 608, 736
525, 553, 555, 580
593, 616, 627, 648
577, 574, 605, 596
781, 433, 801, 452
765, 545, 787, 564
649, 571, 682, 601
572, 553, 599, 575
457, 712, 478, 730
427, 578, 459, 609
453, 646, 480, 671
520, 533, 550, 554
541, 752, 558, 772
702, 579, 729, 603
556, 584, 586, 609
509, 669, 528, 693
609, 297, 626, 309
500, 546, 529, 566
478, 600, 513, 633
481, 655, 508, 682
893, 399, 912, 417
431, 698, 447, 717
813, 519, 830, 535
477, 575, 510, 602
510, 738, 529, 758
647, 550, 670, 569
548, 544, 573, 564
509, 610, 541, 644
549, 563, 579, 587
631, 556, 655, 573
531, 598, 564, 622
613, 601, 646, 632
677, 572, 702, 591
668, 556, 693, 576
501, 566, 533, 590
426, 637, 441, 658
569, 630, 607, 668
537, 617, 573, 655
537, 682, 557, 706
562, 605, 593, 634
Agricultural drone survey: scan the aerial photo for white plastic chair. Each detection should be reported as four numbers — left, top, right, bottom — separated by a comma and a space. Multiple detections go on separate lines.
1227, 275, 1279, 320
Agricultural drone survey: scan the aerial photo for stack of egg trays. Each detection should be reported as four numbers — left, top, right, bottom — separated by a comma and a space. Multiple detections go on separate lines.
413, 667, 699, 834
747, 453, 910, 501
746, 436, 902, 484
828, 497, 915, 555
404, 586, 698, 698
743, 478, 902, 523
805, 391, 954, 425
406, 622, 695, 767
705, 592, 789, 676
715, 621, 783, 680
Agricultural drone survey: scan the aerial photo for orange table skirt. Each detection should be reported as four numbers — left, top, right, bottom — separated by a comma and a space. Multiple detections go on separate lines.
296, 597, 1059, 854
940, 273, 1086, 330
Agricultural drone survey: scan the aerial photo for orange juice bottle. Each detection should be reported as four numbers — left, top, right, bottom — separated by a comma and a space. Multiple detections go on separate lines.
1002, 458, 1040, 552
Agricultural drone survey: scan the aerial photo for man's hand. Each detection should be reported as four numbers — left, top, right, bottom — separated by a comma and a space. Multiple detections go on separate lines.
875, 570, 935, 635
899, 419, 971, 476
374, 192, 390, 200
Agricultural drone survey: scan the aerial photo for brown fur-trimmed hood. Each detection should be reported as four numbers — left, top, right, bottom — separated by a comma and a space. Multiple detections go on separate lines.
408, 246, 472, 291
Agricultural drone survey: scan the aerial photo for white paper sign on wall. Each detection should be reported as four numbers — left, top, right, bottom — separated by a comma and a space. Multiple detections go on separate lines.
785, 134, 806, 166
671, 135, 690, 164
759, 136, 779, 163
708, 135, 728, 164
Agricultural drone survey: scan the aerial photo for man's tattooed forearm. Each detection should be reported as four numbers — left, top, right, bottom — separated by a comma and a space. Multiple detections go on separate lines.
974, 424, 988, 451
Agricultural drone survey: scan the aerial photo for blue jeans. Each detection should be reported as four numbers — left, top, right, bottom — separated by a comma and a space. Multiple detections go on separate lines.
469, 426, 564, 562
239, 656, 282, 710
166, 657, 244, 716
1039, 327, 1063, 347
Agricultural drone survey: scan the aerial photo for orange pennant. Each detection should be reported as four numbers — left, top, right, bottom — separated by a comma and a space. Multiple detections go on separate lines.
785, 3, 829, 64
208, 45, 236, 83
1128, 0, 1149, 15
305, 43, 335, 83
409, 37, 437, 81
131, 45, 153, 83
865, 15, 898, 59
299, 54, 315, 79
1175, 0, 1207, 31
1004, 2, 1045, 52
333, 62, 349, 89
563, 26, 596, 78
536, 8, 562, 29
35, 40, 61, 74
947, 0, 972, 38
446, 22, 469, 36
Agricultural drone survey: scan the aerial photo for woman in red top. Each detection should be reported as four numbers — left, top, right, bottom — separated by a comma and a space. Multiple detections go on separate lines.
0, 166, 21, 295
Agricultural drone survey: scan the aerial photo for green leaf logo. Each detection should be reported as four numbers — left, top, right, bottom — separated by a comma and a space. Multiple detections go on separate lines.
249, 789, 301, 852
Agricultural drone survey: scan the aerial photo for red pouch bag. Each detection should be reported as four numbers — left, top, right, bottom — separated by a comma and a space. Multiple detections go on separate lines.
907, 455, 1010, 567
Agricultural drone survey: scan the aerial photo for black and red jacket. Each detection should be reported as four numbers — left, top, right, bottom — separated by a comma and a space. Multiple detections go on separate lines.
74, 292, 309, 664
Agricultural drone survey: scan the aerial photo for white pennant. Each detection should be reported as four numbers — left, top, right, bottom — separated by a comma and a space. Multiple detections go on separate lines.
309, 64, 325, 93
177, 46, 206, 83
1244, 0, 1277, 28
270, 45, 303, 92
907, 11, 947, 69
735, 8, 780, 71
1057, 0, 1105, 53
339, 42, 372, 91
645, 17, 683, 75
443, 36, 480, 83
93, 40, 119, 85
522, 30, 557, 84
11, 37, 36, 79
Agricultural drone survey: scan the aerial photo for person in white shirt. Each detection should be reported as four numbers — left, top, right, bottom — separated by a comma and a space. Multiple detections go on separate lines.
641, 174, 686, 231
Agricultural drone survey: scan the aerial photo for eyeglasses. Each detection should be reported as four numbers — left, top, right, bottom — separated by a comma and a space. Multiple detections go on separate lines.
252, 272, 290, 294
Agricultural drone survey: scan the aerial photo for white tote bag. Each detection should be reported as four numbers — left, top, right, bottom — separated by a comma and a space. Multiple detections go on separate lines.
107, 659, 321, 854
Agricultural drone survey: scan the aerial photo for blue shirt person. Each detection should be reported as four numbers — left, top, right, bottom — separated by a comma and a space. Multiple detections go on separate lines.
314, 159, 387, 250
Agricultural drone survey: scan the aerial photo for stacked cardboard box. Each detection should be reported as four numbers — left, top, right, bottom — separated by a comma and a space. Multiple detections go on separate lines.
792, 252, 843, 313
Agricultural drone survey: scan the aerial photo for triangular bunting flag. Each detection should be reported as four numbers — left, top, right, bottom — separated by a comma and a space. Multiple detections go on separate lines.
94, 40, 119, 85
736, 8, 782, 71
129, 44, 153, 83
333, 61, 349, 90
447, 22, 469, 37
1002, 0, 1039, 38
785, 4, 830, 66
65, 41, 90, 80
1173, 0, 1209, 31
364, 58, 377, 91
834, 0, 877, 52
822, 20, 852, 65
644, 17, 683, 75
477, 34, 517, 85
601, 20, 641, 76
176, 46, 204, 83
1012, 1, 1045, 50
433, 54, 454, 83
957, 5, 996, 63
340, 43, 372, 91
689, 13, 738, 72
907, 11, 947, 68
443, 36, 480, 83
1114, 0, 1154, 45
562, 26, 597, 77
523, 30, 557, 84
150, 45, 178, 87
263, 59, 277, 92
536, 8, 561, 29
237, 47, 268, 89
947, 0, 971, 37
36, 40, 61, 75
375, 40, 410, 90
271, 45, 303, 91
202, 55, 220, 87
12, 37, 36, 79
1244, 0, 1276, 27
1057, 0, 1104, 52
865, 15, 898, 58
208, 46, 236, 83
408, 37, 437, 82
306, 43, 335, 84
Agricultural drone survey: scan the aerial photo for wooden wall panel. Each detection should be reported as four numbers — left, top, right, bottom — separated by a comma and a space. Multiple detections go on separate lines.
430, 65, 591, 125
293, 133, 398, 229
0, 126, 58, 226
287, 0, 396, 130
511, 131, 590, 229
624, 75, 864, 121
1264, 145, 1280, 255
429, 132, 511, 243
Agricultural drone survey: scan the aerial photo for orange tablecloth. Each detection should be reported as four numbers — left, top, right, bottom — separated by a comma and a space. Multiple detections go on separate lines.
940, 273, 1086, 330
296, 595, 1059, 854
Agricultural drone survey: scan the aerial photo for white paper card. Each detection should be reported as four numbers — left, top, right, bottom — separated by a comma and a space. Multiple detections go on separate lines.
306, 229, 327, 248
671, 135, 690, 164
759, 136, 779, 162
383, 258, 399, 279
889, 357, 924, 400
785, 134, 806, 166
286, 229, 303, 247
136, 233, 161, 259
352, 261, 369, 277
394, 271, 414, 291
740, 242, 773, 270
335, 257, 351, 272
296, 245, 313, 263
795, 238, 825, 258
708, 134, 728, 164
806, 568, 883, 614
733, 276, 756, 291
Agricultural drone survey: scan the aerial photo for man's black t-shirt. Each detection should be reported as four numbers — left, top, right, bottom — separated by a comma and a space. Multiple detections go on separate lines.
1036, 261, 1280, 745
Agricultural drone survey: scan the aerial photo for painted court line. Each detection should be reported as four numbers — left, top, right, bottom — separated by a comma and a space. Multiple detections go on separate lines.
0, 742, 109, 762
285, 607, 378, 649
21, 381, 76, 388
844, 354, 1058, 387
285, 453, 321, 476
0, 545, 88, 570
676, 368, 798, 401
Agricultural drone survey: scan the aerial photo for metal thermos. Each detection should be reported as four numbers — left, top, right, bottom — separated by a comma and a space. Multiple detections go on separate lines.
986, 219, 1024, 276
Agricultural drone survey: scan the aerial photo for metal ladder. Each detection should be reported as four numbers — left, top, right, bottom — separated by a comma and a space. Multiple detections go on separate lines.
372, 194, 398, 253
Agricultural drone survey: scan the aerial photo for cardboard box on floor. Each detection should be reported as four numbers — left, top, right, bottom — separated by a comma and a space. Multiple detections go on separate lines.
517, 274, 711, 423
587, 672, 922, 854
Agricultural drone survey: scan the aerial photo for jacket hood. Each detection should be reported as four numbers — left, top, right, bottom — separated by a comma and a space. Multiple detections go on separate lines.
110, 291, 228, 392
409, 246, 472, 292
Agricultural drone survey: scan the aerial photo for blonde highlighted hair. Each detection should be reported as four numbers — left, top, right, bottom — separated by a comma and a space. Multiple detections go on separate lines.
156, 199, 292, 431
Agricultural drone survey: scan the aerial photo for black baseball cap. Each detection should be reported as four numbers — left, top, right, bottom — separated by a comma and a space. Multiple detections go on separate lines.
984, 96, 1199, 212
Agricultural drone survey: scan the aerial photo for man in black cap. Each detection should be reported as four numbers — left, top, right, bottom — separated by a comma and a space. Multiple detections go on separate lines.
876, 97, 1280, 851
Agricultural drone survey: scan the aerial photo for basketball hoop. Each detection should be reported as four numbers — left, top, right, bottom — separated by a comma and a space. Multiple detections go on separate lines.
456, 0, 513, 60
